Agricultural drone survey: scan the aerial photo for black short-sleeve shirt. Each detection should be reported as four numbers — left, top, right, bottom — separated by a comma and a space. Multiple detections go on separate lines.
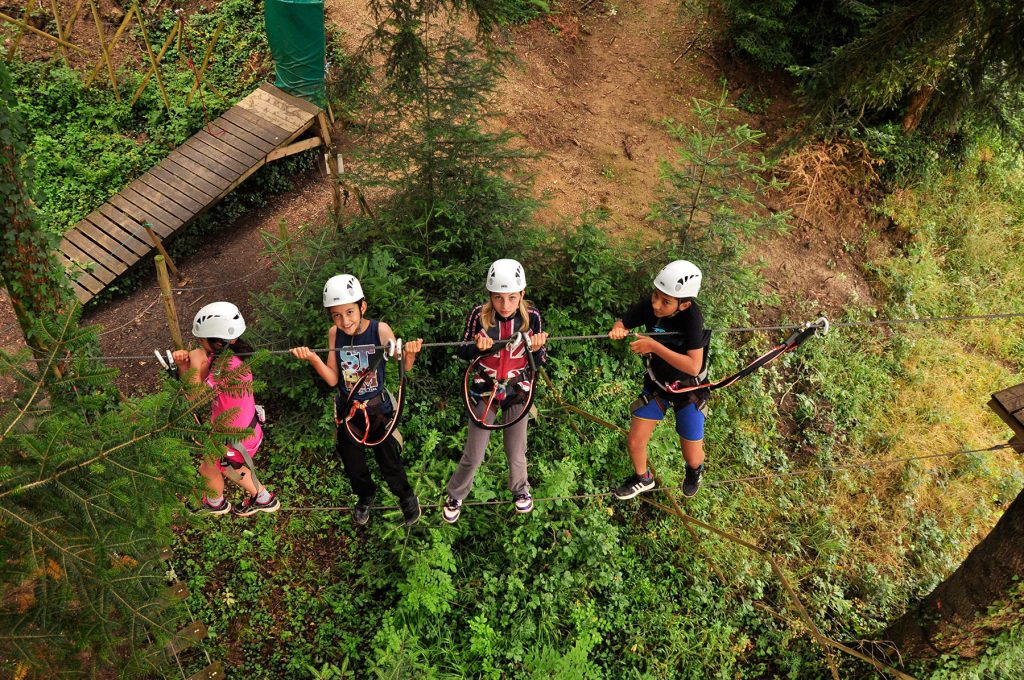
621, 296, 704, 386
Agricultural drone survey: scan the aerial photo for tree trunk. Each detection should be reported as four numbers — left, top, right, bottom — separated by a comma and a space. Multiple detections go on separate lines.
882, 486, 1024, 658
901, 85, 935, 133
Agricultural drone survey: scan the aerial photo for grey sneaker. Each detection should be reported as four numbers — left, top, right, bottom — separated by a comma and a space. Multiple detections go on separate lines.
613, 472, 655, 500
353, 496, 374, 526
681, 464, 704, 498
442, 496, 462, 523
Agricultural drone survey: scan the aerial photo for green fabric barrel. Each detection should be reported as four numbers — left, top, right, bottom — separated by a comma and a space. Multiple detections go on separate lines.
264, 0, 326, 107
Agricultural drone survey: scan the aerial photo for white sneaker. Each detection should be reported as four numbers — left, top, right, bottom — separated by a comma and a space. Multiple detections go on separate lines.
442, 496, 462, 523
514, 493, 533, 514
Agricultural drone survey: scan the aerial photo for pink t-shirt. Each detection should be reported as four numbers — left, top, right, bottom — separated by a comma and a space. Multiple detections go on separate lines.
206, 354, 262, 456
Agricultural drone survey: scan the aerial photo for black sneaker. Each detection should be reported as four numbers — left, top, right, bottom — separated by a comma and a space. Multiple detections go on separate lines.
682, 464, 704, 498
231, 492, 280, 517
613, 472, 655, 500
192, 496, 231, 515
353, 496, 374, 526
442, 496, 462, 523
400, 495, 422, 526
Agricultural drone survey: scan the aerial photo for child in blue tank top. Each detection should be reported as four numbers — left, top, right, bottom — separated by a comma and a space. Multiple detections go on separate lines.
290, 275, 423, 526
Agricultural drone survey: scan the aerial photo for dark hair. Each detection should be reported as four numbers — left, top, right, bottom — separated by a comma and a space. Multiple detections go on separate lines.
210, 337, 255, 358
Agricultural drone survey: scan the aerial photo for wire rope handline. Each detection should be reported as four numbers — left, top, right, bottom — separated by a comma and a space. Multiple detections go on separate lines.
52, 309, 1024, 363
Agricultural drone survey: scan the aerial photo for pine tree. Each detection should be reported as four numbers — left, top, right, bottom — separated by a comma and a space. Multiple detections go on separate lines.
650, 89, 788, 316
802, 0, 1024, 136
0, 62, 73, 359
0, 311, 209, 676
348, 17, 536, 325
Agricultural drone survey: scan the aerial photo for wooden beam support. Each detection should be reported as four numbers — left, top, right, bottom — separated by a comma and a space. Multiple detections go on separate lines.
48, 0, 70, 65
265, 136, 322, 162
84, 7, 135, 87
88, 0, 121, 101
132, 2, 171, 111
0, 9, 87, 53
130, 23, 178, 106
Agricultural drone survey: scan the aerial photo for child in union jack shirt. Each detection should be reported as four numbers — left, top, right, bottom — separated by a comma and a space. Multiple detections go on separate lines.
442, 259, 548, 523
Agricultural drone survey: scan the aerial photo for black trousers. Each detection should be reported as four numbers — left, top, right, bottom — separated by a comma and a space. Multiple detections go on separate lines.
335, 417, 413, 501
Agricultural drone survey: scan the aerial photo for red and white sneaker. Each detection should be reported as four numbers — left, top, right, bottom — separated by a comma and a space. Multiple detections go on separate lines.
231, 492, 280, 517
192, 497, 232, 516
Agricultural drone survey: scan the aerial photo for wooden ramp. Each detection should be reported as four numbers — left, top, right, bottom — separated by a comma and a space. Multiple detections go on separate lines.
58, 83, 327, 304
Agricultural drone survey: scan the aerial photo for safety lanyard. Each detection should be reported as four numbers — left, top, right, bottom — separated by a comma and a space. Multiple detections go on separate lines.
339, 339, 406, 447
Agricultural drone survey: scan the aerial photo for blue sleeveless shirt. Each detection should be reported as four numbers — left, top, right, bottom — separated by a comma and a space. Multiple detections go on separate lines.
333, 319, 387, 404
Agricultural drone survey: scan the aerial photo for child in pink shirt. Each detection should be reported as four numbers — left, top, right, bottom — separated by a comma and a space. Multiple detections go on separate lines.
173, 301, 279, 516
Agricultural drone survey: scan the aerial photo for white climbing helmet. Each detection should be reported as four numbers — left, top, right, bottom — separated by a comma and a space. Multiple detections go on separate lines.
323, 274, 364, 307
654, 260, 702, 299
486, 259, 526, 293
192, 301, 246, 340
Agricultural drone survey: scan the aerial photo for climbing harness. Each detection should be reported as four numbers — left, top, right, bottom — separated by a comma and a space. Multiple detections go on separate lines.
645, 317, 830, 400
337, 338, 406, 447
462, 332, 539, 431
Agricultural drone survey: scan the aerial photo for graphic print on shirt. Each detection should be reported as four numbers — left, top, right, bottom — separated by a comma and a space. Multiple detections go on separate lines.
339, 346, 379, 396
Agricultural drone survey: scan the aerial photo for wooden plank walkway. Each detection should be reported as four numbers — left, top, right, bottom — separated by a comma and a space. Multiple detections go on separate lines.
990, 383, 1024, 452
58, 83, 324, 303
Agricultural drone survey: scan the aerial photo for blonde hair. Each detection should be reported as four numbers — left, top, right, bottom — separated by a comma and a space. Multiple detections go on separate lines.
480, 294, 532, 332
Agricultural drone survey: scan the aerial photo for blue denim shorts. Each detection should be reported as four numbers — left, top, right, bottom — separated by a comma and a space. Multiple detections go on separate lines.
631, 393, 706, 441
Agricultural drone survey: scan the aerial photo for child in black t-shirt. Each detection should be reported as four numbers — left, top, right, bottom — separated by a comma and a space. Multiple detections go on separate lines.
608, 260, 708, 499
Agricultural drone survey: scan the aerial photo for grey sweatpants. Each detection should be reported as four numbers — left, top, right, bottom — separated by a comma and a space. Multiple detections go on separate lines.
447, 400, 530, 501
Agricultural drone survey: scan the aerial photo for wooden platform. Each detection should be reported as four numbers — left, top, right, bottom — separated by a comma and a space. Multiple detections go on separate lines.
58, 83, 325, 303
989, 383, 1024, 453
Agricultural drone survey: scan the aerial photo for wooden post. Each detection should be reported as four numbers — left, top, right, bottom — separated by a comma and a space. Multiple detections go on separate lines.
84, 7, 134, 87
88, 0, 121, 101
48, 0, 70, 65
3, 5, 29, 62
988, 384, 1024, 454
131, 2, 171, 111
278, 219, 292, 257
144, 226, 181, 280
155, 255, 184, 351
185, 20, 224, 106
0, 10, 86, 56
129, 23, 178, 106
316, 112, 342, 218
62, 0, 87, 44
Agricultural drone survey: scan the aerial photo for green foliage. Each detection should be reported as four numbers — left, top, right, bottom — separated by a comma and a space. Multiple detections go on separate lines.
0, 309, 200, 676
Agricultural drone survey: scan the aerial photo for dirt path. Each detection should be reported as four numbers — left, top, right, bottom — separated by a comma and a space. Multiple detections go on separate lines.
2, 0, 885, 396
